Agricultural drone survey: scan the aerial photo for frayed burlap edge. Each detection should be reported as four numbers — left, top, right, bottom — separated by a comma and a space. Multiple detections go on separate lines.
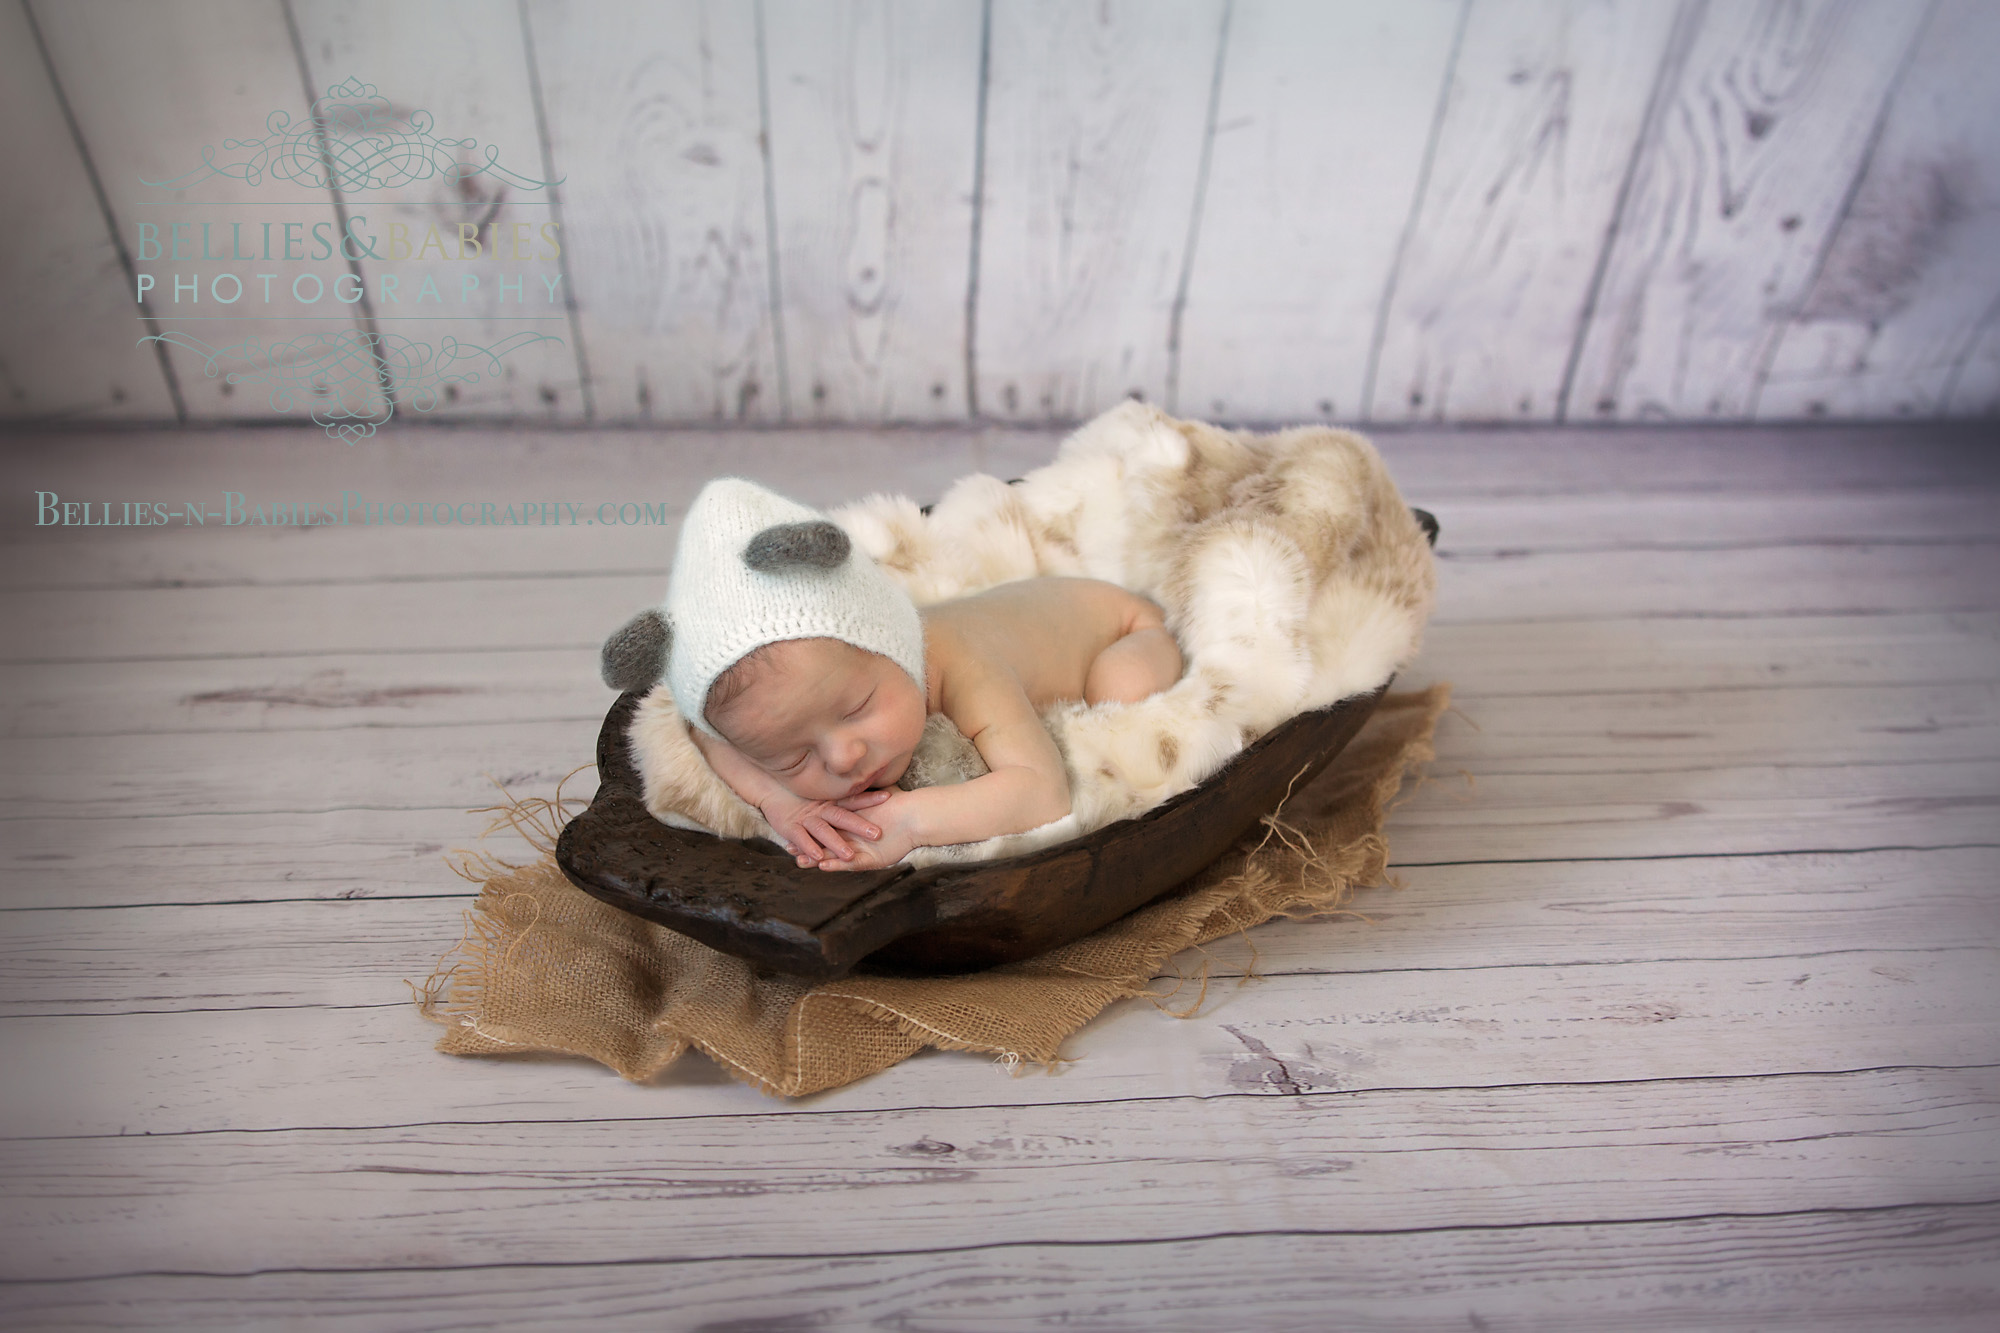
417, 685, 1448, 1098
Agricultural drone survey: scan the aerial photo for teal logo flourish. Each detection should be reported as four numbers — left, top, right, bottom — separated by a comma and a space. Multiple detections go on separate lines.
140, 330, 566, 442
138, 75, 559, 194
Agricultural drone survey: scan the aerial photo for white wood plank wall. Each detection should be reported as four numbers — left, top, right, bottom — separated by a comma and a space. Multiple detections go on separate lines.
5, 0, 1999, 427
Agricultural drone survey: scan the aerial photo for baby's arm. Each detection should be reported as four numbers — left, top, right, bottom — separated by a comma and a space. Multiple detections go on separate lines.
688, 726, 887, 866
823, 666, 1069, 870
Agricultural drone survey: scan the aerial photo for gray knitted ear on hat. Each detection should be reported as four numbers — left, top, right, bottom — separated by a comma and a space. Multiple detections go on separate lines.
744, 519, 850, 571
600, 607, 671, 694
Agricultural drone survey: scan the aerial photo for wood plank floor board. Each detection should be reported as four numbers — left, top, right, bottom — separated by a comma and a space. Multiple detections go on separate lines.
1424, 490, 2000, 552
0, 717, 607, 818
2, 648, 599, 738
4, 949, 1992, 1140
1381, 757, 2000, 863
4, 1204, 1994, 1331
1433, 681, 2000, 771
10, 613, 1996, 739
6, 848, 1995, 1017
980, 421, 2000, 499
6, 539, 1996, 665
0, 424, 1020, 518
11, 420, 1984, 504
7, 677, 1997, 818
0, 807, 534, 910
1429, 541, 2000, 623
3, 421, 1995, 1323
3, 1067, 1993, 1281
6, 755, 1994, 911
1421, 613, 2000, 696
5, 487, 1994, 594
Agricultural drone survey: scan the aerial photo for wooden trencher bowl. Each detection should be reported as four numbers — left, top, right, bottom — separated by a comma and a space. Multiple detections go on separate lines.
555, 511, 1438, 981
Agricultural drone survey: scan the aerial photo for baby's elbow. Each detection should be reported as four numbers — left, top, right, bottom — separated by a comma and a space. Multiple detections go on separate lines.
1029, 773, 1071, 829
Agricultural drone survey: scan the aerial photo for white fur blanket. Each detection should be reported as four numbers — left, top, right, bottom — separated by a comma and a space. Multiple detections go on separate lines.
626, 401, 1436, 866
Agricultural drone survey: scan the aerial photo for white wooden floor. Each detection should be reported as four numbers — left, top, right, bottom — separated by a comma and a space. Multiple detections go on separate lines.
1, 420, 1996, 1330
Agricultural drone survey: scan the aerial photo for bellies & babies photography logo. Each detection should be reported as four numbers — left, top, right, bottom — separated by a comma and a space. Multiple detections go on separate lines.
132, 74, 566, 441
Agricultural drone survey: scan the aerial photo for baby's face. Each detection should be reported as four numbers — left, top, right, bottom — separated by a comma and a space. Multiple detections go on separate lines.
707, 637, 926, 801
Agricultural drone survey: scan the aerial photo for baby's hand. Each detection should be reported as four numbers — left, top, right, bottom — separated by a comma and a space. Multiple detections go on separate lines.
760, 789, 890, 868
816, 790, 920, 871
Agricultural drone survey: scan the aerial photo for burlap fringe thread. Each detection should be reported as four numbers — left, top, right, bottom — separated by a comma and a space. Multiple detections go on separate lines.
417, 685, 1449, 1098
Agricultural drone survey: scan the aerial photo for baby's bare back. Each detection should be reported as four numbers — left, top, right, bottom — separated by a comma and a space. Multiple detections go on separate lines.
921, 576, 1161, 713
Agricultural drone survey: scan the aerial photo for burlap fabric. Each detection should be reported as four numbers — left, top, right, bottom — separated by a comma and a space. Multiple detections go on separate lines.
419, 686, 1447, 1098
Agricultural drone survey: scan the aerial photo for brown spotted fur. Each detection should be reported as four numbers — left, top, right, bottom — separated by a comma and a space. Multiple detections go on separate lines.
628, 401, 1434, 867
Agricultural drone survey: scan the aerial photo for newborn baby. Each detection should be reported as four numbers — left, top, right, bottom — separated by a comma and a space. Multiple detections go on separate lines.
600, 478, 1182, 871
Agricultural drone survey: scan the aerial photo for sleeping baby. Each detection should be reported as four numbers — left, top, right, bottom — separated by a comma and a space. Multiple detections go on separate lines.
600, 477, 1183, 871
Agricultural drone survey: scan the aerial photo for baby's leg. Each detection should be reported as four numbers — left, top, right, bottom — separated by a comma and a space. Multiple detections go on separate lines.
1085, 626, 1184, 705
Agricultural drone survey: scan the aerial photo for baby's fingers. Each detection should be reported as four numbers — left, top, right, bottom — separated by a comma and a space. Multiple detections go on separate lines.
778, 829, 822, 867
823, 806, 882, 841
837, 790, 891, 810
802, 815, 853, 861
782, 820, 842, 862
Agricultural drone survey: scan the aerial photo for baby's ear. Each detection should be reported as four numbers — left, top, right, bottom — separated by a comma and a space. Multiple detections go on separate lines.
744, 519, 850, 572
600, 608, 671, 693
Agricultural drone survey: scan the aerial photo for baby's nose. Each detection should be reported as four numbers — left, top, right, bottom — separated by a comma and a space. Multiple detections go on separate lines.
831, 734, 868, 774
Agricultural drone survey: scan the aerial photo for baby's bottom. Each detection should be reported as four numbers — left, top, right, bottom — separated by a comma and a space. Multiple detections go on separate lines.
1084, 626, 1184, 705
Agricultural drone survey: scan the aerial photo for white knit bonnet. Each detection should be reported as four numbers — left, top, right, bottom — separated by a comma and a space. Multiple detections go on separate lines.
636, 478, 924, 736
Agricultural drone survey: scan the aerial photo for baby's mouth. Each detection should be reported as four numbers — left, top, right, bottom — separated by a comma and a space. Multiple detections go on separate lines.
851, 756, 906, 796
